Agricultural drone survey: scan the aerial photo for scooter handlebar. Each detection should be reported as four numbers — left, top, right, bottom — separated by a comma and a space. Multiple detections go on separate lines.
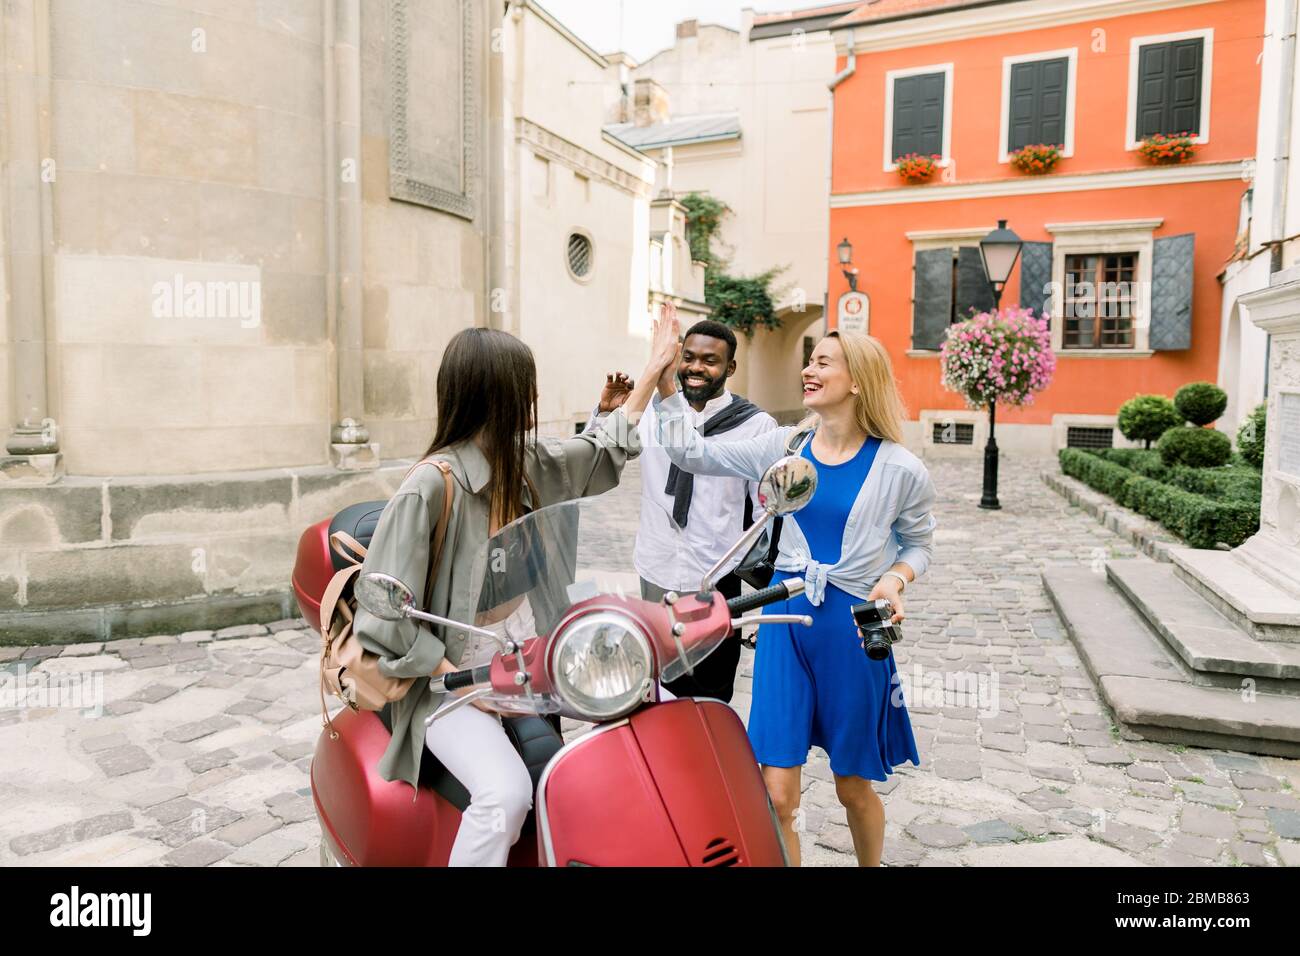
726, 577, 805, 616
442, 664, 492, 693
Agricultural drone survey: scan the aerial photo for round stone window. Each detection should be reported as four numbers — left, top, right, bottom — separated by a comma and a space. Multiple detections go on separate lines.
566, 231, 593, 281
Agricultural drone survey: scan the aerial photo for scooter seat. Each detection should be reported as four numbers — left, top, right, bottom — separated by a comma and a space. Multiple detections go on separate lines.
328, 499, 389, 571
376, 705, 562, 818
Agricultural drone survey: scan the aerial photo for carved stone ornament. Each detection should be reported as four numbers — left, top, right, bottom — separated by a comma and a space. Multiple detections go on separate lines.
387, 0, 478, 219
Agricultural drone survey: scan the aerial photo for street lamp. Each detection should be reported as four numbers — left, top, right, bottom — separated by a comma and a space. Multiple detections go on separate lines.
978, 219, 1023, 308
837, 236, 859, 292
976, 219, 1023, 511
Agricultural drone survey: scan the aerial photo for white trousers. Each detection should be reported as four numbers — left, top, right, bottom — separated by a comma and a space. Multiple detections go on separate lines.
424, 695, 534, 867
424, 606, 535, 868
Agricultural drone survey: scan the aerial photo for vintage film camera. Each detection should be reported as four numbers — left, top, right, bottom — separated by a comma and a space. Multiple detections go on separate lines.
851, 598, 901, 661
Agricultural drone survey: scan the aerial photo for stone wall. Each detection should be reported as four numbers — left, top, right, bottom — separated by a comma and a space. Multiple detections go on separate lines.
0, 460, 410, 643
1, 0, 499, 641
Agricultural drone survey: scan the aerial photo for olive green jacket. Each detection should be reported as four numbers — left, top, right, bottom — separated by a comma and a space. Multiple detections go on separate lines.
352, 411, 642, 790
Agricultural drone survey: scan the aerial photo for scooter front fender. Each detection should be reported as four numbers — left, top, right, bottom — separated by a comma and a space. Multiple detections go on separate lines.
535, 699, 786, 867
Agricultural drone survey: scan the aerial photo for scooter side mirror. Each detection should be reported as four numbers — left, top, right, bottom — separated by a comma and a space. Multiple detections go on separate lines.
355, 572, 417, 621
697, 455, 819, 594
757, 455, 817, 516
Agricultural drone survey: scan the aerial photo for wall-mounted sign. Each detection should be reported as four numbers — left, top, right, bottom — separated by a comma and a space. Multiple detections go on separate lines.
837, 290, 869, 334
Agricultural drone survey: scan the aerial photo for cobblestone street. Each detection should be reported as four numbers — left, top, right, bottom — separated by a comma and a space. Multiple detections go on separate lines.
2, 457, 1298, 867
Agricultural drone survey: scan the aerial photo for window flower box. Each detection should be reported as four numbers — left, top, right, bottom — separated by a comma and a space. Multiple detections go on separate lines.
1138, 132, 1197, 165
1009, 143, 1062, 175
896, 153, 940, 184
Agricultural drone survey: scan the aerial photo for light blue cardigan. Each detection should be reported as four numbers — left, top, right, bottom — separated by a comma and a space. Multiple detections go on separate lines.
650, 391, 938, 606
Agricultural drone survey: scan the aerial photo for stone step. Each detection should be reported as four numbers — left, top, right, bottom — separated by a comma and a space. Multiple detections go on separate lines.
1042, 566, 1300, 758
1170, 547, 1300, 644
1106, 560, 1300, 695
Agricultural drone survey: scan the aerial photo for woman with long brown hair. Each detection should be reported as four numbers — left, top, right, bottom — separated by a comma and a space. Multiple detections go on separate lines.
653, 330, 937, 866
353, 313, 680, 866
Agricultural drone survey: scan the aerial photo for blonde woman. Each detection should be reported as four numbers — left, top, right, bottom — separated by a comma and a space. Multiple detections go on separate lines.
652, 331, 936, 866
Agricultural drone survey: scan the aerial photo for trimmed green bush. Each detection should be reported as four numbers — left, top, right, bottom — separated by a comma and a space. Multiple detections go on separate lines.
1157, 426, 1232, 468
1059, 448, 1259, 549
1237, 403, 1267, 470
1117, 394, 1184, 448
1174, 381, 1228, 426
1091, 448, 1261, 502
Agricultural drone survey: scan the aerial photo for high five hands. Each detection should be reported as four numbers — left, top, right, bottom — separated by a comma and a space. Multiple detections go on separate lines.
594, 301, 681, 422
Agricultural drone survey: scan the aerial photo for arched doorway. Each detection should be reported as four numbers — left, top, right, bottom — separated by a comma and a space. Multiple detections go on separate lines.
739, 304, 826, 423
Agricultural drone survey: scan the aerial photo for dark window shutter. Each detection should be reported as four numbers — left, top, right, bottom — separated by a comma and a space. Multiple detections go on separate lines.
1150, 233, 1194, 350
1007, 57, 1068, 152
893, 72, 945, 160
955, 246, 996, 319
1136, 39, 1203, 139
913, 247, 954, 350
1019, 241, 1054, 315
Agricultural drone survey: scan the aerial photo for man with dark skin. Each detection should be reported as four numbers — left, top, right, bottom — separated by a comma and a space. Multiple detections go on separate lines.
593, 308, 776, 701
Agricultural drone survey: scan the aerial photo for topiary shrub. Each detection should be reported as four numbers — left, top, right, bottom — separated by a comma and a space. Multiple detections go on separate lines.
1157, 426, 1232, 468
1237, 403, 1267, 470
1174, 381, 1228, 426
1117, 394, 1184, 448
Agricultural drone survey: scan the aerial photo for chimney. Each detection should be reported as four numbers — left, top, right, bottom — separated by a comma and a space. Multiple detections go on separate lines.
633, 77, 670, 127
676, 19, 698, 39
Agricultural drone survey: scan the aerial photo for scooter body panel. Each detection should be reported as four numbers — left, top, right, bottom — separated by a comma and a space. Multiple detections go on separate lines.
537, 699, 785, 867
311, 707, 459, 867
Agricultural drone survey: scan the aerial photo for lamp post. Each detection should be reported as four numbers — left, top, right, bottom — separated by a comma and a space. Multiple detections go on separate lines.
976, 220, 1023, 511
837, 236, 858, 292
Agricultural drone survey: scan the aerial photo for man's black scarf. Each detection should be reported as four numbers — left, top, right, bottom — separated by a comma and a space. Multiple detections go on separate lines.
663, 392, 762, 529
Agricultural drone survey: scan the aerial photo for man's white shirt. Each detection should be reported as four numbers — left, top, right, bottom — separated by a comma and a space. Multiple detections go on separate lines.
590, 390, 777, 592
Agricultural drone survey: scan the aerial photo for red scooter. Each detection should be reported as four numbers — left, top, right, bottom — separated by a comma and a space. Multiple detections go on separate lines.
293, 456, 817, 867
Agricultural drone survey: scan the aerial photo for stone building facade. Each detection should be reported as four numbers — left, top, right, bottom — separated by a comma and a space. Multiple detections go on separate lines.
1, 0, 506, 641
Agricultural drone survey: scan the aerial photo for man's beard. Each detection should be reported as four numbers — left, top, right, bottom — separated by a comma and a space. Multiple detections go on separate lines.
679, 371, 725, 404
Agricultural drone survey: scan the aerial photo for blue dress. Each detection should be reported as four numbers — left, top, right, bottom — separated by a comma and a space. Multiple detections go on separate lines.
747, 436, 921, 781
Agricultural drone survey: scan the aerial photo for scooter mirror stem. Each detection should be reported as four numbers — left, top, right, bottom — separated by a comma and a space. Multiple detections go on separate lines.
699, 510, 774, 594
403, 607, 506, 646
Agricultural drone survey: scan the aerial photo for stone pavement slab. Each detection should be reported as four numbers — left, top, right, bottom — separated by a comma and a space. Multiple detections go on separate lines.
1, 458, 1296, 867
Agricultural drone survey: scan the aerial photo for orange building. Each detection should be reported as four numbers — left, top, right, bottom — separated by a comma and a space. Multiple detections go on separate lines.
824, 0, 1263, 456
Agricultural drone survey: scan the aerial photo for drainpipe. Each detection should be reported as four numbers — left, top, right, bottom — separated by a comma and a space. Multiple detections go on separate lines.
3, 0, 59, 472
825, 44, 856, 334
326, 0, 376, 468
1270, 0, 1298, 275
486, 2, 511, 331
1264, 0, 1298, 399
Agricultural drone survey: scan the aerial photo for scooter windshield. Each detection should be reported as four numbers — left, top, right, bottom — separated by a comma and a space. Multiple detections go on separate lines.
472, 492, 640, 634
465, 492, 643, 716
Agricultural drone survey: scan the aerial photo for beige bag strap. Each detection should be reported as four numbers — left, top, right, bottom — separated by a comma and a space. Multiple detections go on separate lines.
330, 530, 367, 564
319, 458, 455, 739
406, 459, 455, 613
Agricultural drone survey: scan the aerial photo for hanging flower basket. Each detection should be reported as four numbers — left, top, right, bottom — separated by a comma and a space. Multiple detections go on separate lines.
896, 153, 940, 184
1138, 132, 1197, 165
1008, 143, 1063, 175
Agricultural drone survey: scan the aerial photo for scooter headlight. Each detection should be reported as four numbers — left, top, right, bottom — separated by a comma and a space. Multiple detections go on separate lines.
551, 611, 655, 720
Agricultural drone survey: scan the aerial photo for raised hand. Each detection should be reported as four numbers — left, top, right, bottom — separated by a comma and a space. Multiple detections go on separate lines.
598, 371, 635, 412
650, 300, 681, 373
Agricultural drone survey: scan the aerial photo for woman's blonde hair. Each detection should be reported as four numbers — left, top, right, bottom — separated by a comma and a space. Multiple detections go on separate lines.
798, 331, 907, 444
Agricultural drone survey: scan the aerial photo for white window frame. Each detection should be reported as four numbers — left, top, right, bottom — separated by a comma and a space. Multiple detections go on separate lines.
1125, 28, 1213, 151
1044, 219, 1163, 356
883, 63, 954, 173
904, 226, 995, 354
999, 48, 1078, 164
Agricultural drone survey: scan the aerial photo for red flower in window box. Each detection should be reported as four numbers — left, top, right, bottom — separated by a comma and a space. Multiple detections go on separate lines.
896, 153, 940, 183
1008, 143, 1062, 174
1138, 132, 1197, 164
